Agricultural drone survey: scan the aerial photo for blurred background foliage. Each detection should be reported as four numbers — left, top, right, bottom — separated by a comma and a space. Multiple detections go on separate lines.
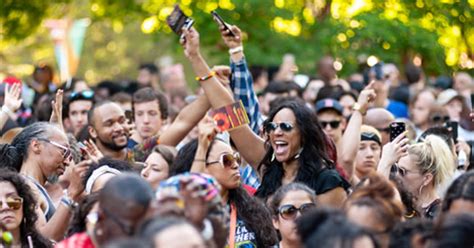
1, 0, 473, 85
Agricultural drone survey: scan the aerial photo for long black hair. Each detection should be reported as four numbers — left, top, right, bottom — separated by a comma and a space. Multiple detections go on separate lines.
172, 139, 278, 247
256, 100, 334, 199
0, 168, 52, 248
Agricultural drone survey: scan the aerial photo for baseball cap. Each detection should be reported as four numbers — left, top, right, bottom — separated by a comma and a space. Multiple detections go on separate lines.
437, 89, 463, 106
315, 98, 344, 115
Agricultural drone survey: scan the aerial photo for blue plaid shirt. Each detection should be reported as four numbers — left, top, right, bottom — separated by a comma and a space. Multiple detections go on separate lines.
230, 57, 262, 189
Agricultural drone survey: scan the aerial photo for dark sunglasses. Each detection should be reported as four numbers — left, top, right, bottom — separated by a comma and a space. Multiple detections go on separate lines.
69, 90, 94, 101
390, 163, 418, 177
0, 196, 23, 210
265, 122, 294, 133
206, 152, 241, 168
431, 115, 450, 123
278, 203, 315, 220
319, 120, 341, 129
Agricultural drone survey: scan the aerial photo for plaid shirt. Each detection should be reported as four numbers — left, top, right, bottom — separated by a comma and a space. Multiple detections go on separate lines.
230, 57, 263, 134
230, 57, 262, 189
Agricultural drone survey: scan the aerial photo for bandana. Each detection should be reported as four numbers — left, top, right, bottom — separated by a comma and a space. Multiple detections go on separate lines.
361, 132, 381, 145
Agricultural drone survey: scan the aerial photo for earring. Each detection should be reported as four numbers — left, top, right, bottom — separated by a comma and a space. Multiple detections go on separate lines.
294, 148, 304, 159
271, 152, 276, 162
418, 184, 425, 196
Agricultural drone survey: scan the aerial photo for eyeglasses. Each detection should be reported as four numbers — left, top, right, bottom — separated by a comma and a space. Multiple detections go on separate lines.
319, 120, 341, 129
37, 138, 71, 160
69, 90, 94, 101
390, 163, 419, 177
431, 115, 450, 123
265, 122, 294, 133
0, 196, 23, 210
206, 152, 241, 168
278, 203, 315, 220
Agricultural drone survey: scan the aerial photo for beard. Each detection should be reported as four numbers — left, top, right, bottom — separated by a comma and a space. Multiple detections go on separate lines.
47, 174, 60, 184
98, 136, 128, 152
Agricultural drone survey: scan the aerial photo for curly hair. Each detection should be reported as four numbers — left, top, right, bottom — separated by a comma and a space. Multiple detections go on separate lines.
171, 139, 278, 247
256, 100, 335, 199
0, 168, 52, 248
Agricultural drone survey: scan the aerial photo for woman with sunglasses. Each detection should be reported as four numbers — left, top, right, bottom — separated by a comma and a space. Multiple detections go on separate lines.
0, 168, 52, 247
171, 118, 278, 247
386, 135, 455, 219
269, 183, 316, 248
181, 27, 349, 207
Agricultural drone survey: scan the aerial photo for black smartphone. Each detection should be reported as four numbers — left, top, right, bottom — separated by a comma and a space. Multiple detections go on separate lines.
390, 122, 406, 142
211, 10, 236, 37
446, 121, 459, 144
166, 5, 194, 37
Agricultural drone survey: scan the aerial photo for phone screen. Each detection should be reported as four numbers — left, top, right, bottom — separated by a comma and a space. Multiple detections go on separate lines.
446, 121, 458, 144
390, 122, 406, 142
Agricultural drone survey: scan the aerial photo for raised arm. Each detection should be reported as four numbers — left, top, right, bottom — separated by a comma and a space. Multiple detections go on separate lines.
220, 24, 263, 134
181, 28, 266, 169
0, 83, 22, 130
338, 82, 375, 182
160, 93, 210, 146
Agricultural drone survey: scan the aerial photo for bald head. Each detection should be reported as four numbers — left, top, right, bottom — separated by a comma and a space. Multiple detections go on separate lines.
364, 108, 395, 145
88, 101, 124, 128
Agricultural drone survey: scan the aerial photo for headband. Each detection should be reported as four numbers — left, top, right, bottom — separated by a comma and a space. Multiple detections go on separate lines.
85, 165, 122, 194
361, 132, 382, 145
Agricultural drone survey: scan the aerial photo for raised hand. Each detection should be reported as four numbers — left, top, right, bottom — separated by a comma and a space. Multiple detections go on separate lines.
377, 131, 409, 178
357, 81, 377, 112
3, 83, 22, 113
50, 89, 64, 131
212, 65, 231, 86
82, 139, 104, 163
181, 27, 201, 59
197, 116, 220, 150
219, 24, 243, 49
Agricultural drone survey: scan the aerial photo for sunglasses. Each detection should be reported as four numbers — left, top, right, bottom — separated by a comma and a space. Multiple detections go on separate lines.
265, 122, 294, 133
206, 152, 241, 168
37, 138, 71, 160
279, 203, 315, 220
69, 90, 94, 101
319, 120, 341, 129
431, 115, 450, 123
390, 163, 418, 177
0, 196, 23, 210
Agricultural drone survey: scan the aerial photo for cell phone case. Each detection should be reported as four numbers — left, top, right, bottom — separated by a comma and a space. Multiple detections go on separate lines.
390, 122, 406, 142
166, 5, 194, 36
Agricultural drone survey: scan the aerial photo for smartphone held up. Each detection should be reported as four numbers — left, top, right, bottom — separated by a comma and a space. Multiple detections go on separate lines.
166, 5, 194, 40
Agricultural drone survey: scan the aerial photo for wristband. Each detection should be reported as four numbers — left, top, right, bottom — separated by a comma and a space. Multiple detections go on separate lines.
352, 103, 366, 115
229, 46, 243, 55
61, 190, 77, 209
195, 71, 216, 82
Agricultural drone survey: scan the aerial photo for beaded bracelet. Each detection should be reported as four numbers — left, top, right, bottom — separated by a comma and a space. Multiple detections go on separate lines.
195, 71, 216, 82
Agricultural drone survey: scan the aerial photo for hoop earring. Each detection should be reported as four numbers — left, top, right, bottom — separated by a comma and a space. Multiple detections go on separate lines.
418, 184, 424, 196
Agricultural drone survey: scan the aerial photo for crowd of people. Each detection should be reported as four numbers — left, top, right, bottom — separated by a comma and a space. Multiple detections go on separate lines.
0, 16, 474, 248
